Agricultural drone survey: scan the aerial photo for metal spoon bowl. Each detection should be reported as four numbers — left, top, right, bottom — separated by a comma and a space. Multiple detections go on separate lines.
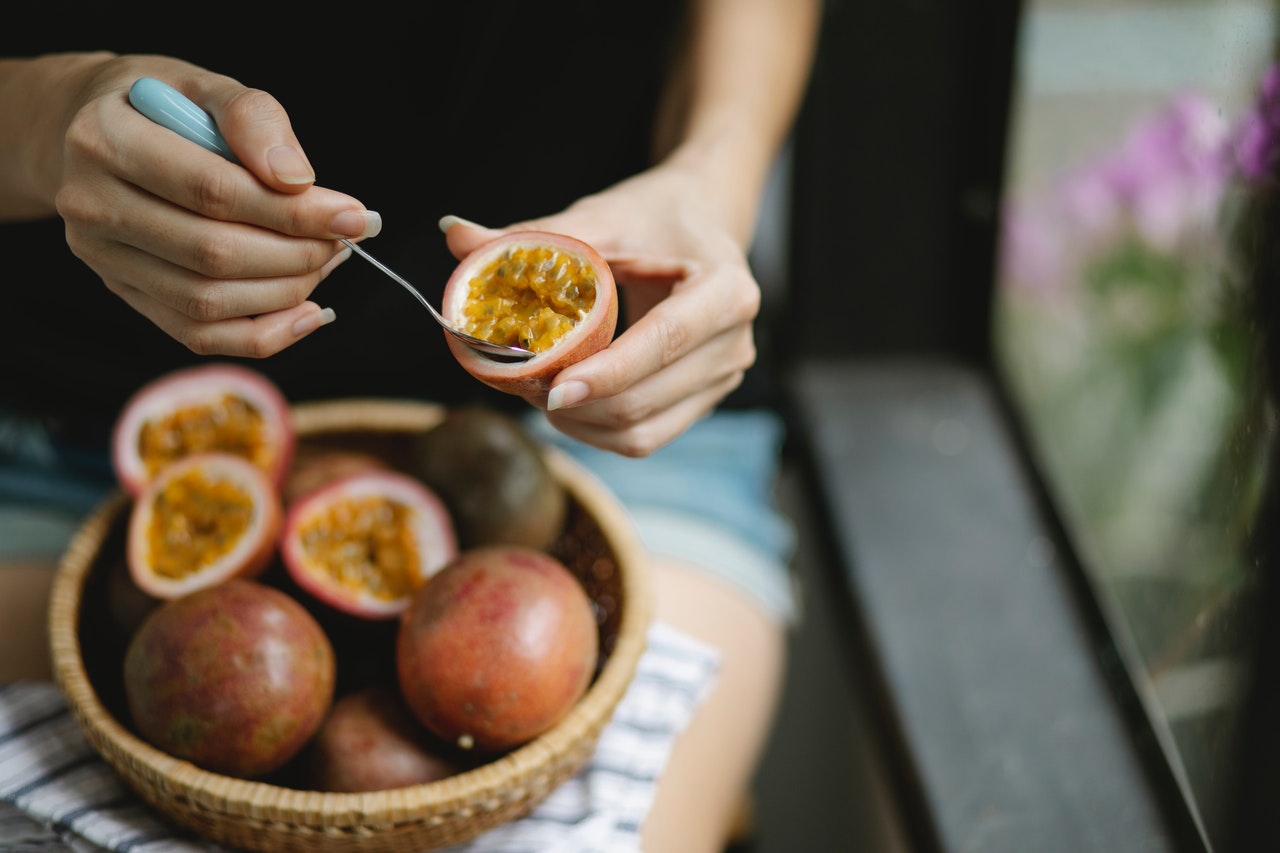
128, 77, 535, 363
338, 239, 535, 361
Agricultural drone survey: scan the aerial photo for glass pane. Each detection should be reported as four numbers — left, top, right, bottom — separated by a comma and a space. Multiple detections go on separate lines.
993, 1, 1279, 848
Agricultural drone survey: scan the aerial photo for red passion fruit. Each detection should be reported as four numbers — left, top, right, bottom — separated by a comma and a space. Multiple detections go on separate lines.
282, 447, 389, 506
307, 686, 461, 792
442, 231, 617, 397
126, 452, 282, 600
396, 546, 600, 753
123, 579, 336, 779
281, 470, 458, 620
112, 363, 295, 496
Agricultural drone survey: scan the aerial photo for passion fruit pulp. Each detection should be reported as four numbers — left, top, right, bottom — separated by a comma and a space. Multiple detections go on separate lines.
112, 363, 295, 496
443, 232, 617, 397
281, 470, 458, 620
126, 452, 282, 600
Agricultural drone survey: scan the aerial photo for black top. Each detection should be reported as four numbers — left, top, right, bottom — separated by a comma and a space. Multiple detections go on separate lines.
2, 3, 779, 446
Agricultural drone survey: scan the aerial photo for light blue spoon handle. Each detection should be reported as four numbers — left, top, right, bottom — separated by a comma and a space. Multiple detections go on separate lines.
128, 77, 240, 163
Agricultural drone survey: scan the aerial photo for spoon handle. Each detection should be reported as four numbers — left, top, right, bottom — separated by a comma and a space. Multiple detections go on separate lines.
128, 76, 240, 162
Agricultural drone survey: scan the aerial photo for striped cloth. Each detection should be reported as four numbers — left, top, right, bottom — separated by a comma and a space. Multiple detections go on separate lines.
0, 622, 719, 853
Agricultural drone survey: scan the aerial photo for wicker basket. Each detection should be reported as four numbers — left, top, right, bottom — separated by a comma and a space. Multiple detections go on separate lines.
48, 399, 652, 853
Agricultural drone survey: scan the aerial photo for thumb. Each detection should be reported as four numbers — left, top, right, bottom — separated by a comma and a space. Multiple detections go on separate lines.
438, 215, 506, 259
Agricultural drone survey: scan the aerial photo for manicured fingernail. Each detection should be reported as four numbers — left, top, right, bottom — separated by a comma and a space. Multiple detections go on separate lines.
267, 146, 314, 185
332, 210, 382, 239
320, 246, 352, 277
438, 214, 486, 233
547, 380, 589, 411
293, 307, 336, 337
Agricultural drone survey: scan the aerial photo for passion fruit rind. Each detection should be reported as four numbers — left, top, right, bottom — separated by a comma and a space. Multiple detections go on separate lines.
112, 363, 296, 496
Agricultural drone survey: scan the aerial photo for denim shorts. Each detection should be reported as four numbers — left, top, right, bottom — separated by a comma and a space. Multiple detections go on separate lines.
524, 409, 799, 625
0, 407, 798, 625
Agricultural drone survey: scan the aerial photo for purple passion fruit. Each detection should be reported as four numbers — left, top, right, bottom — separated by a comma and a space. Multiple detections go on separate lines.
396, 546, 599, 753
307, 686, 461, 792
122, 579, 335, 779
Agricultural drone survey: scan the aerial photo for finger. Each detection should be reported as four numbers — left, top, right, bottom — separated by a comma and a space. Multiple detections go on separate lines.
545, 375, 741, 458
549, 264, 761, 402
546, 325, 753, 428
91, 240, 336, 321
184, 77, 317, 193
119, 190, 343, 280
438, 215, 506, 259
109, 279, 337, 358
111, 109, 375, 240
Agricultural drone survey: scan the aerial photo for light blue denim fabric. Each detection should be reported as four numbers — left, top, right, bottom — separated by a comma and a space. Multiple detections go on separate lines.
525, 409, 798, 624
0, 410, 116, 557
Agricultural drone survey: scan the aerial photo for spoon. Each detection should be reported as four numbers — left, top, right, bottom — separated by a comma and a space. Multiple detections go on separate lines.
127, 77, 535, 361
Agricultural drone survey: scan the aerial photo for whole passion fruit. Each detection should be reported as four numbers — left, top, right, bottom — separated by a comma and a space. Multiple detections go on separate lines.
442, 231, 617, 397
396, 546, 599, 753
282, 447, 389, 506
123, 579, 336, 779
112, 363, 295, 496
412, 406, 567, 551
307, 686, 461, 793
126, 452, 282, 600
281, 470, 458, 620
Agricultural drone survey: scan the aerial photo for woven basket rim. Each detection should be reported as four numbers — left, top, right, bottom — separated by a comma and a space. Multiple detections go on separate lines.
48, 398, 653, 838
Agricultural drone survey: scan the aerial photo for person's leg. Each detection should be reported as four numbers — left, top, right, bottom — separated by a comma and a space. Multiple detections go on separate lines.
527, 408, 798, 852
641, 559, 787, 853
0, 556, 59, 682
1, 412, 116, 682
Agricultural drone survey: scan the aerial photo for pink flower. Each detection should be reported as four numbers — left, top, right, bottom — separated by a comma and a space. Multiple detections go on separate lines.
1233, 62, 1280, 180
1001, 90, 1236, 293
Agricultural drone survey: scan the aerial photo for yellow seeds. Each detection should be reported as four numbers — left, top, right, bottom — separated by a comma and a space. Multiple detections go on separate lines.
139, 396, 270, 478
148, 470, 254, 579
461, 245, 597, 353
299, 497, 421, 601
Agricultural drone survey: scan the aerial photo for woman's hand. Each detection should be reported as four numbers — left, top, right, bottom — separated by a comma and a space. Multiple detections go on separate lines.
442, 161, 762, 458
1, 53, 378, 357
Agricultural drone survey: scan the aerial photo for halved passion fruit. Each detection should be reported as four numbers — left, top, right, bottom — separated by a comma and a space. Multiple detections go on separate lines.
442, 231, 617, 396
126, 452, 282, 600
112, 363, 295, 496
281, 470, 458, 620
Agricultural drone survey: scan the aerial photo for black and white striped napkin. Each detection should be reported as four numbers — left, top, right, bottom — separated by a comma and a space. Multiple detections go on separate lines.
0, 622, 719, 853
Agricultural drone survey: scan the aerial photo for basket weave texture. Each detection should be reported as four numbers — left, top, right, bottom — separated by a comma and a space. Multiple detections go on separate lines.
48, 399, 652, 853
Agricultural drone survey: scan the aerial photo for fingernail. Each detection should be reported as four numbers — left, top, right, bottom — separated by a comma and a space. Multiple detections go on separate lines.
332, 210, 382, 239
267, 146, 314, 185
438, 214, 486, 233
320, 246, 352, 277
293, 306, 336, 337
547, 380, 589, 411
